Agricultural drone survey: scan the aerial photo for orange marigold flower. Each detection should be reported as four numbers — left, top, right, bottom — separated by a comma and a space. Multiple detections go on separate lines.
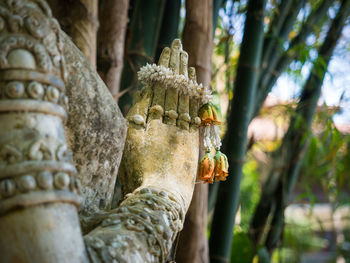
199, 103, 221, 125
214, 150, 229, 181
198, 152, 214, 183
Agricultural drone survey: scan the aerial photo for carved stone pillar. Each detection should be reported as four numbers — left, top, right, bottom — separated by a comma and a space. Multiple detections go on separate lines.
0, 1, 88, 262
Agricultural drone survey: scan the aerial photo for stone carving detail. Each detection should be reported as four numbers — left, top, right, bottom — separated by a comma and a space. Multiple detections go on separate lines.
0, 144, 22, 164
85, 187, 185, 263
0, 35, 53, 71
0, 80, 67, 106
0, 171, 81, 198
0, 141, 72, 165
0, 0, 64, 76
0, 0, 80, 215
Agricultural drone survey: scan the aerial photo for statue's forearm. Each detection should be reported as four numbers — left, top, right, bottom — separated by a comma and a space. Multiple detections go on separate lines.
85, 187, 185, 263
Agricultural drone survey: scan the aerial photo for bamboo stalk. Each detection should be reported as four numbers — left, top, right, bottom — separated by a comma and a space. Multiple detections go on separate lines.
209, 1, 266, 262
259, 0, 304, 92
260, 0, 294, 70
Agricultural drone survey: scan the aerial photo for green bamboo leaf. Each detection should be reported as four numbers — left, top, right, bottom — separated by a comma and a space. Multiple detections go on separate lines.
308, 136, 318, 164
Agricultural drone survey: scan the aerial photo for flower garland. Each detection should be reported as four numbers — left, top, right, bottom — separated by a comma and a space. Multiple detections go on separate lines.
198, 103, 229, 184
137, 63, 212, 103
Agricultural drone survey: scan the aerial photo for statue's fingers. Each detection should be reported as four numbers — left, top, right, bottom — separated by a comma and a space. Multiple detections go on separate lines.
177, 51, 190, 130
148, 83, 165, 122
126, 86, 152, 128
163, 39, 182, 125
180, 51, 188, 79
158, 47, 171, 67
148, 47, 170, 122
169, 39, 182, 73
189, 98, 200, 130
164, 87, 179, 125
188, 67, 201, 130
188, 67, 197, 82
177, 94, 190, 130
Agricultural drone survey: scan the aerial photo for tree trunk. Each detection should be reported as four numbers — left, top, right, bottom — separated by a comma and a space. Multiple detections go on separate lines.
118, 0, 166, 114
47, 0, 99, 67
97, 0, 129, 97
209, 0, 266, 262
182, 0, 213, 86
176, 0, 213, 262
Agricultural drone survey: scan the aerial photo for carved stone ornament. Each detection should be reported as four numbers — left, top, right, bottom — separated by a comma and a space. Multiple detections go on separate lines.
0, 0, 82, 214
0, 1, 87, 262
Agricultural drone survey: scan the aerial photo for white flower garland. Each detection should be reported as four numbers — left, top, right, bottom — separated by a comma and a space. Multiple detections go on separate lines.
211, 125, 222, 149
202, 125, 222, 151
137, 63, 212, 103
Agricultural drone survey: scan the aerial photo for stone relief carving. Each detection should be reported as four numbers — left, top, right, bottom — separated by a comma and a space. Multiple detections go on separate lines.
0, 1, 87, 261
0, 0, 80, 212
0, 80, 68, 106
0, 139, 71, 165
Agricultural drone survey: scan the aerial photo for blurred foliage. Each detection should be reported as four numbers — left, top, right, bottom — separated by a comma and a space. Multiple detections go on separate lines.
270, 221, 329, 263
284, 222, 328, 253
209, 0, 350, 261
339, 227, 350, 262
240, 159, 261, 230
230, 228, 255, 263
298, 106, 350, 207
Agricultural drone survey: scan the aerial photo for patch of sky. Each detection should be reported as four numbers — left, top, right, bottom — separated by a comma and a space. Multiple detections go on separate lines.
272, 24, 350, 124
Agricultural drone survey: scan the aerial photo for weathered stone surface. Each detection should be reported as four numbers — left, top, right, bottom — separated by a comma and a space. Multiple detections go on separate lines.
0, 203, 88, 263
61, 32, 127, 215
84, 39, 201, 263
85, 187, 185, 263
0, 1, 88, 262
118, 40, 200, 211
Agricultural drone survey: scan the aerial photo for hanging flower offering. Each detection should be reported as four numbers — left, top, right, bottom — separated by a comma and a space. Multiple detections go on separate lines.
197, 103, 229, 183
198, 151, 214, 184
198, 103, 221, 125
214, 150, 229, 181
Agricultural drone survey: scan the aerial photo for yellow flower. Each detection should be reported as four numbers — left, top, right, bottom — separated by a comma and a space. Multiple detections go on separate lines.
214, 150, 229, 181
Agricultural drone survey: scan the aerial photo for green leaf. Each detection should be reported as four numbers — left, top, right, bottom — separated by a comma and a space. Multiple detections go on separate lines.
308, 136, 318, 164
